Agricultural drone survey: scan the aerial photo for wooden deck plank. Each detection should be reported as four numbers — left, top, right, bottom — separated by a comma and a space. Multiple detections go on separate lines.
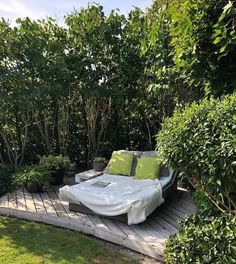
8, 192, 17, 209
16, 189, 26, 211
0, 194, 8, 208
147, 219, 172, 239
88, 215, 110, 230
172, 198, 196, 212
141, 222, 169, 241
52, 188, 81, 221
174, 191, 196, 207
173, 198, 196, 212
101, 218, 126, 237
156, 210, 181, 230
115, 221, 144, 241
23, 189, 37, 212
168, 192, 195, 209
162, 203, 187, 219
47, 189, 69, 219
150, 214, 179, 234
32, 193, 47, 214
74, 212, 97, 228
59, 200, 81, 220
0, 187, 196, 262
40, 191, 57, 216
167, 200, 194, 215
130, 224, 166, 248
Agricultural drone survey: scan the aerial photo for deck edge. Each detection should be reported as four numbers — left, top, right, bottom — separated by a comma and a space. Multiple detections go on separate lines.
0, 206, 164, 261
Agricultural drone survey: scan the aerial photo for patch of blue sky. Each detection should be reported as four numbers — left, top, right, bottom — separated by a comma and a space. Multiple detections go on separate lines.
0, 0, 153, 26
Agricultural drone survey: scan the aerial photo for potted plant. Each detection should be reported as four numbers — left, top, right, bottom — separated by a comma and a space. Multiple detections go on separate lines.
13, 165, 51, 193
93, 157, 106, 171
39, 155, 71, 185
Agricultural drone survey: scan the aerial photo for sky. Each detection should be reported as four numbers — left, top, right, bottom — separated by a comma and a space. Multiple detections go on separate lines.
0, 0, 153, 26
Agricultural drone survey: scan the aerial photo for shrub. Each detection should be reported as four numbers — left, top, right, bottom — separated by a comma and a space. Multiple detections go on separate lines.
39, 155, 71, 171
157, 93, 236, 213
192, 190, 219, 216
93, 157, 106, 163
165, 212, 236, 264
0, 167, 14, 196
13, 165, 51, 189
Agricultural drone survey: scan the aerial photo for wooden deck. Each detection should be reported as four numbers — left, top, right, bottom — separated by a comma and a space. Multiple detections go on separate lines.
0, 187, 195, 261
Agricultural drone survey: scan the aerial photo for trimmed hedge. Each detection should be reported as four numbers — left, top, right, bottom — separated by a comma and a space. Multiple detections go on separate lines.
157, 93, 236, 213
165, 212, 236, 264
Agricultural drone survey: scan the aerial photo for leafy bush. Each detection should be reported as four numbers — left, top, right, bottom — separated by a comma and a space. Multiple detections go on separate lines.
39, 155, 71, 171
13, 165, 51, 188
192, 190, 219, 216
93, 157, 106, 163
165, 212, 236, 264
168, 0, 236, 97
157, 93, 236, 212
0, 167, 14, 196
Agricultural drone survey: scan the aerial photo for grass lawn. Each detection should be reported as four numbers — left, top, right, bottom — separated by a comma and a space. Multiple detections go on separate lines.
0, 216, 138, 264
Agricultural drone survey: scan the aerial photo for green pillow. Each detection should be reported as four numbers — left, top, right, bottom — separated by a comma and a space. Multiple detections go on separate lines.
107, 151, 134, 176
134, 156, 161, 180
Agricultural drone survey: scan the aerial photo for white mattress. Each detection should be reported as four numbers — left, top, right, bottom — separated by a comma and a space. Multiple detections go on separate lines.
60, 174, 164, 225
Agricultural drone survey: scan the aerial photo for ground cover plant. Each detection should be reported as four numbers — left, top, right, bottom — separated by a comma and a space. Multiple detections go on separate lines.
0, 216, 138, 264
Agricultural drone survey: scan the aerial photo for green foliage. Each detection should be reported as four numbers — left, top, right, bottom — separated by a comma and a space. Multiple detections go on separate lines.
192, 190, 220, 216
93, 157, 106, 163
144, 3, 173, 93
66, 5, 126, 99
145, 0, 236, 99
165, 212, 236, 264
0, 5, 161, 168
157, 93, 236, 212
169, 0, 236, 97
1, 1, 236, 170
13, 165, 51, 188
0, 17, 69, 167
39, 155, 71, 170
0, 167, 14, 196
213, 1, 236, 53
166, 190, 236, 264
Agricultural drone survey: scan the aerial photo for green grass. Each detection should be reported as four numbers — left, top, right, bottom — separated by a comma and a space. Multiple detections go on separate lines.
0, 216, 138, 264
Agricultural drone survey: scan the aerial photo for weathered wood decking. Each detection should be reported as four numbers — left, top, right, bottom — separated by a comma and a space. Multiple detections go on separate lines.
0, 187, 195, 261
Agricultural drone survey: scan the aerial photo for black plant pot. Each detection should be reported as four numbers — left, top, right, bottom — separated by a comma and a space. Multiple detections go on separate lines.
93, 162, 106, 171
50, 168, 64, 186
26, 183, 43, 193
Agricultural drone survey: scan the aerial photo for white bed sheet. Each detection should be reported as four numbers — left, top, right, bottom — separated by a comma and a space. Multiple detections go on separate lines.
59, 174, 164, 225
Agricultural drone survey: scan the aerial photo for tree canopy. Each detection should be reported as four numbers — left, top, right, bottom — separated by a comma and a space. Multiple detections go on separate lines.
0, 1, 235, 167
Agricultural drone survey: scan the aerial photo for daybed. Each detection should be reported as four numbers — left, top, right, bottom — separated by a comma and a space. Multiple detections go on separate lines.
59, 151, 178, 225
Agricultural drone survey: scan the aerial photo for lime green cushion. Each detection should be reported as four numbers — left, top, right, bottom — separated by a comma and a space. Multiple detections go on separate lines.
134, 157, 161, 180
107, 151, 134, 176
